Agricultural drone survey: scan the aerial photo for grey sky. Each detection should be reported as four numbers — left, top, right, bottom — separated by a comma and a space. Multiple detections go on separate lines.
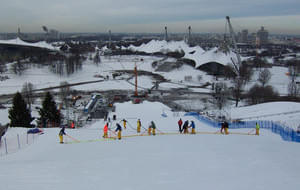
1, 0, 300, 34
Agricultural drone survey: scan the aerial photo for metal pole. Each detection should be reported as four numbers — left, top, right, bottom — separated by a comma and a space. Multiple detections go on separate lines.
17, 134, 20, 149
4, 138, 8, 154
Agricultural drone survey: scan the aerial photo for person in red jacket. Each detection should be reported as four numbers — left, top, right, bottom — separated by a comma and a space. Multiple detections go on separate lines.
103, 123, 108, 138
178, 118, 183, 133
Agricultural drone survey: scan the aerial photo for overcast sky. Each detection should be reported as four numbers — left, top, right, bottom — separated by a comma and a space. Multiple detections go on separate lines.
1, 0, 299, 34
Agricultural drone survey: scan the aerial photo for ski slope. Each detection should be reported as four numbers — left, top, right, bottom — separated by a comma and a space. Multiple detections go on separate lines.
1, 101, 300, 190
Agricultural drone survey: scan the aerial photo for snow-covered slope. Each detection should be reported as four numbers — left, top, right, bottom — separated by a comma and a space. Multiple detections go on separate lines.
230, 102, 300, 129
1, 101, 300, 190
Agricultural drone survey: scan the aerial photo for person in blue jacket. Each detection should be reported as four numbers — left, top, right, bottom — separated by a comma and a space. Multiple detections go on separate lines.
190, 121, 196, 134
115, 123, 122, 140
59, 126, 66, 143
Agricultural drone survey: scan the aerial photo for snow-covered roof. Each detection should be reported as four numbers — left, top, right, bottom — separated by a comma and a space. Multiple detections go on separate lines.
123, 40, 242, 68
0, 37, 59, 51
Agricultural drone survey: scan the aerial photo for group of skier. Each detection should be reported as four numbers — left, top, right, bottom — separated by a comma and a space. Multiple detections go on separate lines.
177, 118, 196, 134
102, 119, 158, 140
58, 117, 260, 143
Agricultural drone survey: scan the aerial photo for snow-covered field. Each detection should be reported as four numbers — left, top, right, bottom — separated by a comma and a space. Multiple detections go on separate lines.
1, 39, 300, 190
1, 101, 300, 190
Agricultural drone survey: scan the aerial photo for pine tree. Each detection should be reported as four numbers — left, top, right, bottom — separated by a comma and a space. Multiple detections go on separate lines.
38, 92, 61, 127
8, 92, 34, 128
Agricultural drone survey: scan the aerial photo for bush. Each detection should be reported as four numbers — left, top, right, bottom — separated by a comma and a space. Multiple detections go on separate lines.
247, 84, 279, 105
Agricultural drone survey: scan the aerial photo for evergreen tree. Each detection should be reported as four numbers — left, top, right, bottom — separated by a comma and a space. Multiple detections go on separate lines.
38, 92, 61, 127
8, 92, 33, 128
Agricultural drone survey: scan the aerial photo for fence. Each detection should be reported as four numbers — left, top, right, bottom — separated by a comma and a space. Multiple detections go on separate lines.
0, 132, 39, 156
185, 112, 300, 143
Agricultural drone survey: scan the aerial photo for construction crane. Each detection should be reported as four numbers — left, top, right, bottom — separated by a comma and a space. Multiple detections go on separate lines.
134, 63, 138, 97
226, 16, 242, 75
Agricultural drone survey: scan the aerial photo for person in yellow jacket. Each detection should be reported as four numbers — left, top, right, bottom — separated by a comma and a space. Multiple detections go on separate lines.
255, 122, 260, 135
122, 119, 127, 129
137, 119, 141, 133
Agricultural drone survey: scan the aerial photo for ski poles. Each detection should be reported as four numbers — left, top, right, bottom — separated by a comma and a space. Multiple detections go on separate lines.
126, 121, 137, 131
66, 134, 80, 143
247, 129, 255, 135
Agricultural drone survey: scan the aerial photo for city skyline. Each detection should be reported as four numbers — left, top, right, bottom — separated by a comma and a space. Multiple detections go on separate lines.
0, 0, 299, 34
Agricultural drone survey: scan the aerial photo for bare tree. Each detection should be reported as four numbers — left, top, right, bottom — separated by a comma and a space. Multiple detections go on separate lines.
230, 64, 253, 107
212, 82, 229, 110
287, 62, 300, 97
59, 81, 70, 105
231, 77, 244, 107
22, 82, 35, 110
94, 50, 101, 65
288, 81, 299, 97
0, 59, 7, 74
11, 60, 25, 75
258, 68, 271, 87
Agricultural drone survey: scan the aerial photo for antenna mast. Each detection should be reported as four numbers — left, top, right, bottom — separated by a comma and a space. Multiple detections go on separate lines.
164, 26, 168, 41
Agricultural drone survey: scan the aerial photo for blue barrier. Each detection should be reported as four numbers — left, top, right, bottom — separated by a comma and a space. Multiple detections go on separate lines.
185, 112, 300, 143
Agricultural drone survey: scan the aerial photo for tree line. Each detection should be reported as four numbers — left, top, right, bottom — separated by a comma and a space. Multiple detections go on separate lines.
8, 91, 61, 128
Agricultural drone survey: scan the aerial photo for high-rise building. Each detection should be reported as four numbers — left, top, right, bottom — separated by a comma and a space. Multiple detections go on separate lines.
241, 29, 248, 43
257, 26, 268, 45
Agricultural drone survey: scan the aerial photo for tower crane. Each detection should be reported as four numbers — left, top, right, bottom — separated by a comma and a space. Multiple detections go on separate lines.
226, 16, 242, 75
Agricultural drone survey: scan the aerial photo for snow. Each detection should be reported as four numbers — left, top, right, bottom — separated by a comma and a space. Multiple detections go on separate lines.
1, 101, 300, 190
0, 37, 59, 51
230, 102, 300, 129
1, 40, 300, 189
246, 66, 290, 94
124, 40, 245, 68
188, 47, 239, 68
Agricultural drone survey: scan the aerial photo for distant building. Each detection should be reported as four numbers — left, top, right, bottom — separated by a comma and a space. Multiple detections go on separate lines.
257, 26, 269, 45
241, 29, 248, 43
248, 33, 257, 45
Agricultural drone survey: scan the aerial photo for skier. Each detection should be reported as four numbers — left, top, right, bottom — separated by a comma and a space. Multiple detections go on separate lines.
115, 123, 122, 140
178, 118, 183, 133
182, 120, 189, 134
255, 122, 260, 135
220, 122, 225, 134
137, 119, 141, 133
224, 121, 229, 135
190, 120, 196, 134
122, 119, 127, 129
59, 126, 66, 144
151, 121, 156, 136
103, 122, 108, 138
148, 125, 152, 135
